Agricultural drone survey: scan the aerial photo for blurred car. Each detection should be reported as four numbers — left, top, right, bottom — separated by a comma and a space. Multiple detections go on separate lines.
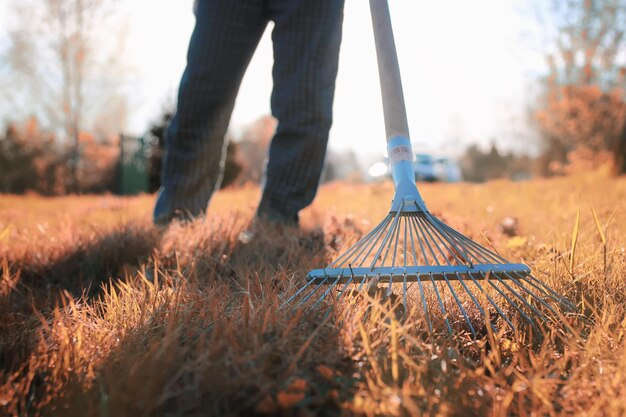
414, 153, 437, 182
367, 154, 462, 183
433, 157, 463, 182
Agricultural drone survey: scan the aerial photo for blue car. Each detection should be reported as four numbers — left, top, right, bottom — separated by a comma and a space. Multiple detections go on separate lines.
414, 153, 437, 182
367, 153, 462, 183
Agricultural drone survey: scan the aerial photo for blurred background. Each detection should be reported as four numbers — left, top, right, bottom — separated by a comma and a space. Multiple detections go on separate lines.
0, 0, 624, 195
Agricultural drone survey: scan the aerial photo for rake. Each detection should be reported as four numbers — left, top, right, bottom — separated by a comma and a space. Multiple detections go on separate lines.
287, 0, 575, 336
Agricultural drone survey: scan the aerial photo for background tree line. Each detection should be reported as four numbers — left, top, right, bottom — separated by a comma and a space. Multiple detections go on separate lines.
1, 0, 625, 195
0, 117, 118, 194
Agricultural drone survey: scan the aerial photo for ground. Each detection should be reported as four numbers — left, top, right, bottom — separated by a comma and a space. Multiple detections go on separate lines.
1, 173, 625, 416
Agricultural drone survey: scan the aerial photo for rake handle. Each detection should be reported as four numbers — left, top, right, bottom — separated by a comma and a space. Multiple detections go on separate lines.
370, 0, 425, 212
370, 0, 410, 142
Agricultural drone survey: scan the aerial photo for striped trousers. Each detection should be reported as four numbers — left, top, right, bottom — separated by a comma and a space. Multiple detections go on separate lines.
154, 0, 345, 225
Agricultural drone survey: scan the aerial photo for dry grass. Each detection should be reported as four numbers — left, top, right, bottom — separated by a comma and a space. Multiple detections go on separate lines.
1, 173, 625, 416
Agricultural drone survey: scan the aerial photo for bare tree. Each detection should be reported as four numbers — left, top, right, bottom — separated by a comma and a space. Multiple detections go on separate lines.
533, 0, 626, 174
235, 116, 277, 184
4, 0, 128, 191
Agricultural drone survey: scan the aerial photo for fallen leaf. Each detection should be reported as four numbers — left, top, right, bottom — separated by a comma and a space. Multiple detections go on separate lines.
277, 391, 305, 408
0, 226, 11, 242
287, 378, 308, 392
506, 236, 527, 249
500, 338, 520, 353
317, 365, 334, 380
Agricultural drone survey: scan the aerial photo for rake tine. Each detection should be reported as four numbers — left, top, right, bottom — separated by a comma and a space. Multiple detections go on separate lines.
504, 268, 572, 312
490, 273, 550, 323
352, 216, 393, 268
424, 215, 462, 268
402, 273, 407, 314
464, 272, 517, 332
330, 214, 391, 267
372, 203, 404, 269
442, 226, 504, 265
455, 272, 497, 334
300, 277, 336, 306
294, 284, 328, 312
408, 214, 419, 264
351, 221, 389, 267
503, 272, 560, 316
430, 273, 453, 335
425, 215, 478, 267
403, 215, 408, 267
410, 215, 430, 265
413, 215, 442, 265
417, 274, 433, 333
388, 216, 401, 267
285, 276, 319, 305
436, 228, 494, 265
357, 274, 370, 292
334, 274, 355, 303
513, 272, 562, 301
516, 271, 577, 311
353, 215, 396, 266
481, 272, 537, 328
426, 212, 475, 266
380, 211, 402, 267
442, 273, 476, 337
436, 219, 508, 264
418, 214, 460, 265
310, 275, 344, 309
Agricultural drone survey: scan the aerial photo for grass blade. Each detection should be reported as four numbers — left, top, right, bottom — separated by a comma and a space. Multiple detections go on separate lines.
569, 203, 580, 273
0, 226, 11, 242
590, 203, 606, 245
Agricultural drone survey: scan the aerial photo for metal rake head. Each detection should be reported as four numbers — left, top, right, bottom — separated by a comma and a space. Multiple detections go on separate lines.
288, 0, 576, 336
288, 197, 576, 336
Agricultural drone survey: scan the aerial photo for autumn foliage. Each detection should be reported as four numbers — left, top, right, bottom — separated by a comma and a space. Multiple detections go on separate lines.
0, 118, 119, 195
534, 0, 626, 175
536, 84, 626, 174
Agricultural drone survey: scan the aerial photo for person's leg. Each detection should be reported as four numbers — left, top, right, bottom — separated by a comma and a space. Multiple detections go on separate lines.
154, 0, 268, 225
257, 0, 344, 224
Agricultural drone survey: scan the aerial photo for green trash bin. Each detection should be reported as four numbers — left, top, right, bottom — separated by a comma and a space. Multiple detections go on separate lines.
117, 134, 150, 195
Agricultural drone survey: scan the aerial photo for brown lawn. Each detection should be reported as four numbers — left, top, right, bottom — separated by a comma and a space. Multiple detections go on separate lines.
1, 173, 625, 416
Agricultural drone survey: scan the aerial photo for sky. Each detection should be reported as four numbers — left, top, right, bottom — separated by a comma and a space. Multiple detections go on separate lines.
0, 0, 548, 161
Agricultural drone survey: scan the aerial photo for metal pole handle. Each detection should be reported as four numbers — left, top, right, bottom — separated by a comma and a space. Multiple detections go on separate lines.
369, 0, 410, 142
369, 0, 426, 212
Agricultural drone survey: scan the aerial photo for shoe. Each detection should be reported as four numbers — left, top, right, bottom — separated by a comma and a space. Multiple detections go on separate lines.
238, 216, 298, 245
154, 210, 204, 229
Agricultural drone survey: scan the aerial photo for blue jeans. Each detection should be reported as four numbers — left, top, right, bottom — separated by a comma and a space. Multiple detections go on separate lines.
154, 0, 345, 225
